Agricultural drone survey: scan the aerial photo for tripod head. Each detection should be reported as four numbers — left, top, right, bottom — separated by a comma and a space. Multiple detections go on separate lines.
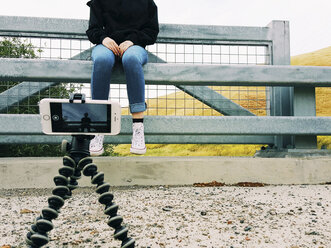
59, 94, 95, 164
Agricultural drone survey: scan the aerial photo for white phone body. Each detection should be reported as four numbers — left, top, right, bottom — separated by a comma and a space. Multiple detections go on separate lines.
39, 98, 121, 135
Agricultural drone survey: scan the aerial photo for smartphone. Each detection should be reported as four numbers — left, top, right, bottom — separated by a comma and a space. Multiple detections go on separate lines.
39, 98, 121, 135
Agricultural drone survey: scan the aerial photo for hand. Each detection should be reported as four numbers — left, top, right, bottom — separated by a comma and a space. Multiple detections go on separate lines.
102, 37, 120, 56
119, 40, 134, 57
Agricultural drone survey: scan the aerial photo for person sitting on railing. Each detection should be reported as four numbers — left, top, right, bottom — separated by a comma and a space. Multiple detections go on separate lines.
86, 0, 159, 156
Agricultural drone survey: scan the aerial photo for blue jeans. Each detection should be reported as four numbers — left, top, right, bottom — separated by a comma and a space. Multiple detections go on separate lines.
91, 44, 148, 113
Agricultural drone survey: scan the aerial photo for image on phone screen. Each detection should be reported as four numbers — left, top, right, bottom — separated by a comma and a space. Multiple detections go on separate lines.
50, 103, 111, 133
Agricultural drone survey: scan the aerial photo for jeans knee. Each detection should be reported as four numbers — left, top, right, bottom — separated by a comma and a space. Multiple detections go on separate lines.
122, 53, 141, 68
93, 54, 115, 68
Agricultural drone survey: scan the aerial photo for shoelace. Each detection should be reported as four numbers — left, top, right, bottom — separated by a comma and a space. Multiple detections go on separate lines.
133, 127, 144, 147
90, 135, 103, 149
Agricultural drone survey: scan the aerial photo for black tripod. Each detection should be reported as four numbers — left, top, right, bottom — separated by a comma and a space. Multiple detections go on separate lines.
25, 135, 135, 248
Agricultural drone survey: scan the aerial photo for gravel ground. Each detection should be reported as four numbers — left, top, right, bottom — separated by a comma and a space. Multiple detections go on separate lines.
0, 185, 330, 248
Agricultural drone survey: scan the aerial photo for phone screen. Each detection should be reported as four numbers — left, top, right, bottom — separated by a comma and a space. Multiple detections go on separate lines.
50, 102, 111, 133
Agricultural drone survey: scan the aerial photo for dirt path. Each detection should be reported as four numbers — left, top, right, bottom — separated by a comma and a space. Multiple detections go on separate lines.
1, 185, 330, 248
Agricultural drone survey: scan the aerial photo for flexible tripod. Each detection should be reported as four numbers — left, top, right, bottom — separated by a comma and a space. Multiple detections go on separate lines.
25, 135, 135, 248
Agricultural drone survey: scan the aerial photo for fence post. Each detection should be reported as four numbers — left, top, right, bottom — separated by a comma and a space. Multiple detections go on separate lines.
267, 20, 293, 149
293, 87, 317, 148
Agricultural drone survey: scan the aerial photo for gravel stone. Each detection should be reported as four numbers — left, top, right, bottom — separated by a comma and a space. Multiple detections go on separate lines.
0, 185, 330, 247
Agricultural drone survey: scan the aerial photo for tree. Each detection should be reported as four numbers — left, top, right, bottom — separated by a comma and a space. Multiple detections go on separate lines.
0, 37, 74, 114
0, 37, 68, 156
0, 37, 38, 58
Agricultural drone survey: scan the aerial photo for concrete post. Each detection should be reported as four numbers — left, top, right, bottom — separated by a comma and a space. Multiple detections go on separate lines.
267, 20, 293, 149
293, 87, 317, 148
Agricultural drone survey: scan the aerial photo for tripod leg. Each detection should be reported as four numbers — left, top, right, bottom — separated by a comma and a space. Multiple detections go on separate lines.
78, 158, 135, 248
25, 156, 76, 247
26, 134, 134, 248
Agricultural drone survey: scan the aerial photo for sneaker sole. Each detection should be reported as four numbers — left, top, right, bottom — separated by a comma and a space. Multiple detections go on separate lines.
90, 148, 105, 157
130, 147, 147, 155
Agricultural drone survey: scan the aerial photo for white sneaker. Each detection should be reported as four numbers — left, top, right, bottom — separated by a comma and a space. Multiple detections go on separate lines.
89, 135, 104, 156
130, 123, 146, 155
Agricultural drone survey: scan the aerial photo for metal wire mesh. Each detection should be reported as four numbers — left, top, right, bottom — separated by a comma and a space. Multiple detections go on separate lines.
147, 43, 269, 65
0, 36, 271, 116
145, 43, 270, 116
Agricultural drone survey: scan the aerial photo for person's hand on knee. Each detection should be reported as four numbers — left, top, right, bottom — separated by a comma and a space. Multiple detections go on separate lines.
119, 40, 134, 57
102, 37, 120, 56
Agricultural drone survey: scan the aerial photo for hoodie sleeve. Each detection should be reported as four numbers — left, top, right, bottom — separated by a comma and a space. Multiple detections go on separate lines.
86, 0, 108, 44
127, 0, 159, 47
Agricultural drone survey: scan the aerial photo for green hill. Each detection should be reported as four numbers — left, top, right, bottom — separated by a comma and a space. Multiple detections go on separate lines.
110, 47, 331, 156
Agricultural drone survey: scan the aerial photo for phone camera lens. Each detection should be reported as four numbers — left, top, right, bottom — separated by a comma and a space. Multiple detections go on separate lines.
52, 115, 60, 121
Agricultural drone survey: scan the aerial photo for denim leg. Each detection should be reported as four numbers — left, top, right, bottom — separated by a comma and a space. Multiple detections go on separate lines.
91, 44, 116, 100
122, 45, 148, 113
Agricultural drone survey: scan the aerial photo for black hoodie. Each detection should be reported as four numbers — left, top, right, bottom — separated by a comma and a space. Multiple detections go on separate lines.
86, 0, 159, 48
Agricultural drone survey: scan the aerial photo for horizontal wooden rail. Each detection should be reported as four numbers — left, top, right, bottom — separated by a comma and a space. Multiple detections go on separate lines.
1, 58, 331, 87
1, 115, 331, 136
0, 15, 271, 43
0, 135, 275, 145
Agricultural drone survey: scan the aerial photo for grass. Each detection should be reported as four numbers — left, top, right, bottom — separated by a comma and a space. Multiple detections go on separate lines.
113, 144, 262, 157
112, 46, 331, 156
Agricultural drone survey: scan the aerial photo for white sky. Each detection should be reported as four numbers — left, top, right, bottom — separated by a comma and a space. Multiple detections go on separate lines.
1, 0, 330, 56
